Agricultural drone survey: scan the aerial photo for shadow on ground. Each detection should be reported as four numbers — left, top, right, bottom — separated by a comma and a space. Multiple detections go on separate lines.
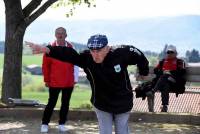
0, 117, 199, 134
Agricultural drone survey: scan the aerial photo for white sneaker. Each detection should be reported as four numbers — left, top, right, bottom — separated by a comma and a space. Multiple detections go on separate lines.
58, 124, 68, 132
41, 124, 48, 133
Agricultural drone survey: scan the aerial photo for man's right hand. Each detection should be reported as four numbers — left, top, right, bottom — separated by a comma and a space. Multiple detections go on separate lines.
45, 83, 49, 87
25, 41, 50, 54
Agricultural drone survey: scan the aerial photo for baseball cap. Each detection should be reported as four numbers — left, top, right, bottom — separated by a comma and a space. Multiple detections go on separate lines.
87, 34, 108, 50
166, 45, 177, 53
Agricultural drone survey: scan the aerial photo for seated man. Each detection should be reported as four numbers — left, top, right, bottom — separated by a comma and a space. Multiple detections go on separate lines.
147, 45, 186, 112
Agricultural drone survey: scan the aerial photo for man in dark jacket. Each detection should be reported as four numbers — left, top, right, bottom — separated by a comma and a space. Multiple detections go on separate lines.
26, 34, 149, 134
147, 45, 186, 112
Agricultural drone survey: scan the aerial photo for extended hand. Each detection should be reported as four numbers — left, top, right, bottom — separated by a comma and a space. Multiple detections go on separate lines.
25, 41, 49, 54
45, 83, 49, 87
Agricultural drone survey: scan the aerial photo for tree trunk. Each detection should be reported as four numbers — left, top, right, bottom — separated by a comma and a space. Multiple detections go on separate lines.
1, 0, 26, 103
1, 32, 24, 103
1, 0, 76, 103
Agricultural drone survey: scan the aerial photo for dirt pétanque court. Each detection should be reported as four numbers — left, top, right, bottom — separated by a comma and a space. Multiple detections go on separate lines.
0, 108, 199, 134
0, 117, 199, 134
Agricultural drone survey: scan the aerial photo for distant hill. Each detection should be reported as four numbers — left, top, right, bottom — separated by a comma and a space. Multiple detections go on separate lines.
0, 41, 159, 57
21, 15, 200, 56
0, 41, 87, 54
0, 41, 4, 53
71, 42, 87, 52
1, 15, 200, 56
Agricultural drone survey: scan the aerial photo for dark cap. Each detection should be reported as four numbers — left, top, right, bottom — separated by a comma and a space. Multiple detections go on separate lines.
87, 34, 108, 50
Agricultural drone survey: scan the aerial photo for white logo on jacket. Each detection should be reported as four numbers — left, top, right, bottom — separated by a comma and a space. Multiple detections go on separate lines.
130, 47, 141, 55
114, 64, 121, 73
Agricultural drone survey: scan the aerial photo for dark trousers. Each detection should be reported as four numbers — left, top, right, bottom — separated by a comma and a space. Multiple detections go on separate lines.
42, 87, 73, 125
153, 75, 171, 106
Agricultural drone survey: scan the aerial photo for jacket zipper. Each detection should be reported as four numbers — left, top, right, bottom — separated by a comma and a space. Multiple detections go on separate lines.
124, 71, 132, 91
87, 68, 96, 105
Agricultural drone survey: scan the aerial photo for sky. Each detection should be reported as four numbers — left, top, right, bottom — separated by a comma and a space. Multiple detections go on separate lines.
1, 0, 200, 21
0, 0, 200, 54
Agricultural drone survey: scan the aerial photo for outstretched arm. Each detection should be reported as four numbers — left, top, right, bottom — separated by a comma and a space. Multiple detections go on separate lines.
25, 41, 50, 54
26, 41, 85, 68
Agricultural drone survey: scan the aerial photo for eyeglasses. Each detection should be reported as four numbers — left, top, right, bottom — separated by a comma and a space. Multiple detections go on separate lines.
167, 51, 175, 54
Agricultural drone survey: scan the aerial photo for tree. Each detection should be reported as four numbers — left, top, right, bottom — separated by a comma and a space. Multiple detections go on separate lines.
158, 44, 168, 60
185, 50, 190, 61
186, 49, 200, 63
1, 0, 95, 103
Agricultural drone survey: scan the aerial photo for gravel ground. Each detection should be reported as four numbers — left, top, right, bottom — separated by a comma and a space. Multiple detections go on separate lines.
0, 117, 199, 134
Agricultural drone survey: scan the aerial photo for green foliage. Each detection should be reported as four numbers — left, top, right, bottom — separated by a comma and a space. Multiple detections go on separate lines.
185, 49, 200, 62
22, 74, 33, 87
79, 103, 92, 109
127, 55, 158, 74
21, 75, 48, 102
23, 83, 47, 92
52, 0, 96, 17
22, 75, 47, 92
147, 56, 159, 66
158, 44, 168, 60
127, 66, 136, 74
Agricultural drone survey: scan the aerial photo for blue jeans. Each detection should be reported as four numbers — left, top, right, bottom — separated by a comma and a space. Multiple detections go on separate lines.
94, 107, 130, 134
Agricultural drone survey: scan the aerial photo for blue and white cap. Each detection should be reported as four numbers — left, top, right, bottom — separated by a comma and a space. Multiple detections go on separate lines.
87, 34, 108, 50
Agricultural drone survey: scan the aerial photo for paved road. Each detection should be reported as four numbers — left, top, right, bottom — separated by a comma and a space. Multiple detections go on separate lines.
0, 117, 199, 134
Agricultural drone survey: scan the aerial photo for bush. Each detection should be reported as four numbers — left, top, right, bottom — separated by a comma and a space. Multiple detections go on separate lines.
23, 81, 47, 92
79, 103, 92, 110
22, 75, 33, 87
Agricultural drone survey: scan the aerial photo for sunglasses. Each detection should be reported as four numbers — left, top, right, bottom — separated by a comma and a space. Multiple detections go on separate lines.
167, 51, 175, 54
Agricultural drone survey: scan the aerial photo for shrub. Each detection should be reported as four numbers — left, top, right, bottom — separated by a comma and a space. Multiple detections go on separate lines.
23, 81, 47, 92
22, 75, 33, 87
79, 103, 92, 110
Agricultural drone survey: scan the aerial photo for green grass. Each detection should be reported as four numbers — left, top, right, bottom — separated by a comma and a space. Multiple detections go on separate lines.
0, 54, 4, 68
0, 54, 43, 67
22, 54, 43, 66
22, 84, 92, 109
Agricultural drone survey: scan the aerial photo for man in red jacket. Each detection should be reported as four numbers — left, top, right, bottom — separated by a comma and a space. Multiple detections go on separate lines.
41, 27, 79, 132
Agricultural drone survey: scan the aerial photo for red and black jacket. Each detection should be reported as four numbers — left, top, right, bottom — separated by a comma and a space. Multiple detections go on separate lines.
154, 58, 186, 94
42, 41, 75, 88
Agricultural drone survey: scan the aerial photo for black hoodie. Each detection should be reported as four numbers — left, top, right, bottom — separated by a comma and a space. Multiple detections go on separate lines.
47, 45, 149, 114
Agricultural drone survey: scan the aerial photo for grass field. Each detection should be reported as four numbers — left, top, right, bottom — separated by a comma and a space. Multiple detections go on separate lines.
21, 74, 92, 109
0, 53, 92, 109
22, 85, 92, 109
0, 54, 4, 68
1, 53, 200, 109
0, 54, 43, 67
22, 54, 43, 66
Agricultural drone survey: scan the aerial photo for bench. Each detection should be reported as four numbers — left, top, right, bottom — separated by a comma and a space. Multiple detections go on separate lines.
8, 98, 45, 107
135, 64, 200, 112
